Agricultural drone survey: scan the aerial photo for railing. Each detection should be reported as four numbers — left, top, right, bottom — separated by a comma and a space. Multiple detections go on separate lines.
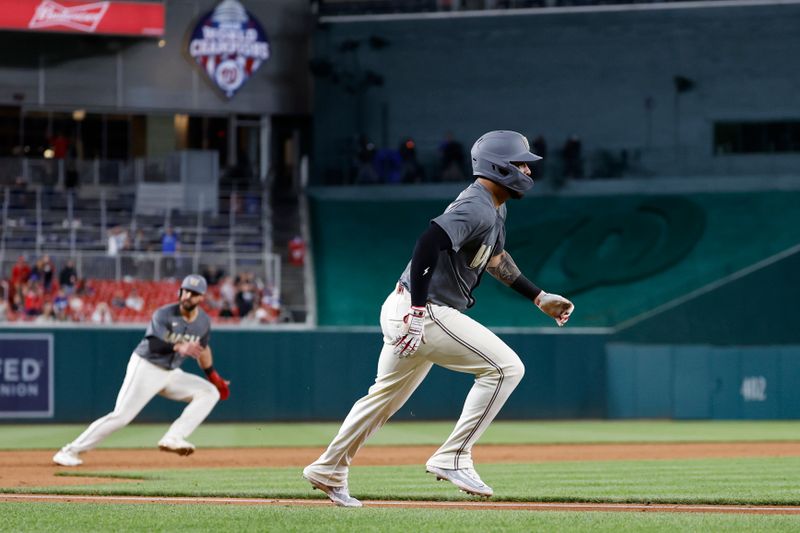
0, 183, 305, 322
317, 0, 737, 17
0, 249, 280, 293
0, 152, 219, 189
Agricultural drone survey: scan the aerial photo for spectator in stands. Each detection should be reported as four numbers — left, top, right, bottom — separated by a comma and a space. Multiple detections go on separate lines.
59, 260, 78, 294
10, 291, 23, 317
49, 130, 70, 160
35, 301, 57, 324
10, 255, 31, 294
562, 134, 583, 180
111, 289, 126, 309
68, 293, 85, 321
288, 236, 305, 267
354, 135, 379, 184
31, 255, 55, 292
107, 226, 129, 257
161, 227, 180, 278
373, 146, 403, 184
260, 285, 281, 323
439, 132, 467, 182
201, 265, 224, 286
219, 276, 236, 308
251, 305, 277, 325
399, 138, 425, 183
91, 302, 113, 324
23, 282, 44, 317
218, 300, 235, 319
53, 289, 69, 320
125, 288, 144, 312
234, 273, 256, 318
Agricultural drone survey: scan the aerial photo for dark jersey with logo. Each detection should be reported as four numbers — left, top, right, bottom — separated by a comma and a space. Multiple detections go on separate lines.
133, 303, 211, 370
399, 181, 506, 310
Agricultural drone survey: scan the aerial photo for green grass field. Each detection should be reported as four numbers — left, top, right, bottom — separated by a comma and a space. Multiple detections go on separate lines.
2, 420, 799, 449
2, 421, 800, 532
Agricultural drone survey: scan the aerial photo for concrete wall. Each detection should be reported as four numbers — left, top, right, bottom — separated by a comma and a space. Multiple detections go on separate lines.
311, 3, 800, 180
0, 0, 312, 115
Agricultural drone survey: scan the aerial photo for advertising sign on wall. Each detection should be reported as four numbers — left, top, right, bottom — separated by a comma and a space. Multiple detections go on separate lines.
188, 0, 270, 99
0, 334, 54, 418
0, 1, 165, 37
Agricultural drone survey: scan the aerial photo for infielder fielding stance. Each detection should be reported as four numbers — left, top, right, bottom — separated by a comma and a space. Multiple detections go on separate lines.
303, 130, 575, 507
53, 274, 230, 466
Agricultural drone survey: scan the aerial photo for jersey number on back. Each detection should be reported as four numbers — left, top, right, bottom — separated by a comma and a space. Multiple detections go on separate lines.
469, 244, 493, 270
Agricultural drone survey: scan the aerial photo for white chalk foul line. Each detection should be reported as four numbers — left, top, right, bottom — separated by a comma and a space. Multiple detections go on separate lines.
2, 494, 800, 514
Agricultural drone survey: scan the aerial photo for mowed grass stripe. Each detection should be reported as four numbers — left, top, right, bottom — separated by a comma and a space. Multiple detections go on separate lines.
2, 420, 800, 449
3, 501, 800, 533
6, 458, 800, 506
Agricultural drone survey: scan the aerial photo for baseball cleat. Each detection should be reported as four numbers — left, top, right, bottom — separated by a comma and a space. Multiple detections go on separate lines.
302, 467, 362, 508
157, 437, 195, 456
53, 446, 83, 467
426, 465, 493, 497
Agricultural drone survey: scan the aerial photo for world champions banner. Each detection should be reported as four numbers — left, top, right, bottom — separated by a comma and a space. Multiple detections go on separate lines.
188, 0, 270, 99
0, 334, 53, 418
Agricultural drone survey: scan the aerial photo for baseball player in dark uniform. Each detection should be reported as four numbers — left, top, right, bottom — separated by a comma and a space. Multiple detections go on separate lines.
303, 130, 574, 507
53, 274, 230, 466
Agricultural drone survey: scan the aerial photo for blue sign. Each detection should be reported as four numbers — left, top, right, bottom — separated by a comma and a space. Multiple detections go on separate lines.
188, 0, 270, 99
0, 334, 53, 418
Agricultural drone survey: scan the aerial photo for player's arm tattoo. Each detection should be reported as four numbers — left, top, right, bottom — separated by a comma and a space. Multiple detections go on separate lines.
486, 250, 521, 286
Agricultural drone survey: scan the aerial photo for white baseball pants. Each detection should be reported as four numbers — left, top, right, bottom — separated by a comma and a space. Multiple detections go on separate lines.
305, 285, 525, 486
68, 353, 220, 453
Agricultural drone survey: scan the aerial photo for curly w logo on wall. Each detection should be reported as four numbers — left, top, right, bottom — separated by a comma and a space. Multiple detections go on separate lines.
506, 197, 706, 296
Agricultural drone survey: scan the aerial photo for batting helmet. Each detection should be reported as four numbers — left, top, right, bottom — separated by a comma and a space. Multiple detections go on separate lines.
470, 130, 542, 197
180, 274, 207, 296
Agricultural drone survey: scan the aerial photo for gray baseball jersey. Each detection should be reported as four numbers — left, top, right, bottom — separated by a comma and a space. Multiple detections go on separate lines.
133, 303, 211, 370
399, 181, 506, 310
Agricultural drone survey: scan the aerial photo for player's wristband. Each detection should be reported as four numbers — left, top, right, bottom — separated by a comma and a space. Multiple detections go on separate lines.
203, 365, 217, 378
510, 274, 543, 302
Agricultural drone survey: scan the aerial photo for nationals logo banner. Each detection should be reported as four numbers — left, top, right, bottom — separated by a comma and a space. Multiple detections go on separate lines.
188, 0, 270, 99
0, 0, 164, 36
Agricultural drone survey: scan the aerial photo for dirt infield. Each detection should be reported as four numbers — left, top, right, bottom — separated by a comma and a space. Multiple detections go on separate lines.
4, 442, 800, 488
3, 442, 800, 513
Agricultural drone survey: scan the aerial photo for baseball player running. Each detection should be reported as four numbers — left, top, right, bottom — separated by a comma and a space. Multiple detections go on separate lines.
53, 274, 230, 466
303, 130, 574, 507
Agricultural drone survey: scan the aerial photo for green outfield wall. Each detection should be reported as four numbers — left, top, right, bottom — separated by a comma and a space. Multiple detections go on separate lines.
0, 328, 605, 423
606, 344, 800, 419
310, 190, 800, 329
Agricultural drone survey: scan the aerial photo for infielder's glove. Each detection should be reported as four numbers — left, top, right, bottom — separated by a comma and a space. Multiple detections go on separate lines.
204, 366, 231, 400
393, 306, 426, 358
535, 292, 574, 327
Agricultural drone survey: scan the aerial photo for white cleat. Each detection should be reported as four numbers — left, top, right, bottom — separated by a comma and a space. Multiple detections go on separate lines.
426, 465, 493, 497
157, 436, 195, 456
53, 446, 83, 467
302, 467, 362, 508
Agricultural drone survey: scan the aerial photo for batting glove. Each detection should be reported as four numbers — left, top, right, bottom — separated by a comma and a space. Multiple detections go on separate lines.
535, 292, 575, 327
393, 306, 426, 358
204, 367, 231, 400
